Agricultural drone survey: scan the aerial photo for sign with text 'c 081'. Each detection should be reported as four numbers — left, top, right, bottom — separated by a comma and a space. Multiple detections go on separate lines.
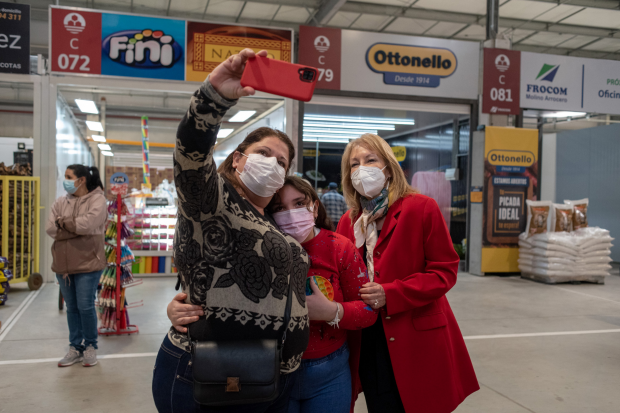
0, 2, 30, 74
482, 49, 521, 115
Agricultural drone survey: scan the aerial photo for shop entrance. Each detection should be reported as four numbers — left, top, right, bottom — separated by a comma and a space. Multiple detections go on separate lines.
302, 95, 472, 262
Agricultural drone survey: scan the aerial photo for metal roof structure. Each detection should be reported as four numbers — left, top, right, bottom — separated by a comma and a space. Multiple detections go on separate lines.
25, 0, 620, 60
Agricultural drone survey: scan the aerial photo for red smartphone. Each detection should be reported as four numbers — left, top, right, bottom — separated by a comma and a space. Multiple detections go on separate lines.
240, 56, 318, 102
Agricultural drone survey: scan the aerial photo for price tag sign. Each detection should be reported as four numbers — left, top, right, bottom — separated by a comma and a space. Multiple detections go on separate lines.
110, 172, 129, 195
299, 26, 341, 91
482, 49, 521, 115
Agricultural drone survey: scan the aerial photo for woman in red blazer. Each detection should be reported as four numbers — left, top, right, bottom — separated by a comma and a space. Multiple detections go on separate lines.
336, 133, 479, 413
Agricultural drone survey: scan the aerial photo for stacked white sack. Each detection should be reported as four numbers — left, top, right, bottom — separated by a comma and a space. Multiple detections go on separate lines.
518, 227, 613, 278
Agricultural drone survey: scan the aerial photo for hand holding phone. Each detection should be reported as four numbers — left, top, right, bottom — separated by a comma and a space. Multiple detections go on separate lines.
209, 48, 267, 100
240, 56, 319, 102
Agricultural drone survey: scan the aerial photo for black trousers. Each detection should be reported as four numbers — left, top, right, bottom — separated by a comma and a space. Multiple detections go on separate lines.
358, 318, 406, 413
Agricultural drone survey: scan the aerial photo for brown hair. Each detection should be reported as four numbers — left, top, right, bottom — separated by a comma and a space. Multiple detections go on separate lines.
267, 176, 334, 231
217, 127, 295, 188
341, 133, 417, 223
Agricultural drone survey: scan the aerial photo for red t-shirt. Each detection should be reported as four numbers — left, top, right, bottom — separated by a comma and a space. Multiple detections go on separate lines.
301, 229, 377, 359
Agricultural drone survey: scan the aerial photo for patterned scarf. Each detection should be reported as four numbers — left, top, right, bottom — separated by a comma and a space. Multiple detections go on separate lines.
354, 188, 389, 282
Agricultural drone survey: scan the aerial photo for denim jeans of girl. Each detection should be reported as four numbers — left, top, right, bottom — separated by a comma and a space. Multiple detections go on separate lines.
56, 271, 102, 352
152, 335, 299, 413
288, 342, 351, 413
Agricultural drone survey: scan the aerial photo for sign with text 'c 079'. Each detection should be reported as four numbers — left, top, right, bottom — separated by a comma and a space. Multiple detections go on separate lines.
482, 48, 520, 115
299, 26, 341, 90
0, 2, 30, 74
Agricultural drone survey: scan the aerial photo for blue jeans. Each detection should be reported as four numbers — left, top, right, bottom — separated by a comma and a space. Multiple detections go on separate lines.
56, 271, 102, 352
288, 343, 351, 413
152, 335, 299, 413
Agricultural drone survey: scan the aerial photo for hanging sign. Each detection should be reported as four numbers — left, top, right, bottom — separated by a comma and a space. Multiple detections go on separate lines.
50, 7, 185, 80
482, 126, 538, 273
186, 21, 293, 82
298, 26, 341, 90
110, 172, 129, 195
298, 26, 479, 99
0, 2, 30, 74
482, 49, 521, 115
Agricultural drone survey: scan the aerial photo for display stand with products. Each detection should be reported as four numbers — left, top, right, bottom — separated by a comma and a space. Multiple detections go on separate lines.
98, 174, 140, 336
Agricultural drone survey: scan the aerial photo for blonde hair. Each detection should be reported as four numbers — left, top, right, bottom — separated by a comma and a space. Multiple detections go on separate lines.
341, 133, 417, 223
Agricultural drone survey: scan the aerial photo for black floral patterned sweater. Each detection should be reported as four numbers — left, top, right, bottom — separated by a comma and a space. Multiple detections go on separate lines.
168, 78, 310, 374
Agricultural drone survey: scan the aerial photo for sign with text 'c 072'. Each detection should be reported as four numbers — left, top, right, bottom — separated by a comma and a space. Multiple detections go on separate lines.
50, 6, 185, 81
482, 48, 520, 115
0, 2, 30, 74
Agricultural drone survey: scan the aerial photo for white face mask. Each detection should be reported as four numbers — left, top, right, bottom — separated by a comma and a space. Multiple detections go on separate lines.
236, 153, 286, 198
351, 165, 387, 199
273, 207, 315, 243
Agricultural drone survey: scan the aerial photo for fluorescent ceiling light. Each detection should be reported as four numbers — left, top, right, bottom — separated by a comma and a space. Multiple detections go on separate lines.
542, 111, 586, 118
101, 151, 114, 157
218, 129, 234, 138
304, 122, 395, 130
91, 135, 106, 142
303, 137, 352, 144
303, 128, 377, 135
75, 99, 99, 114
98, 143, 112, 151
86, 121, 104, 132
228, 111, 256, 122
303, 133, 357, 140
60, 143, 75, 149
304, 115, 415, 125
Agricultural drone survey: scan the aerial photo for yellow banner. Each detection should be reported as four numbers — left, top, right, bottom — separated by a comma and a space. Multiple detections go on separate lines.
366, 44, 457, 77
392, 146, 406, 162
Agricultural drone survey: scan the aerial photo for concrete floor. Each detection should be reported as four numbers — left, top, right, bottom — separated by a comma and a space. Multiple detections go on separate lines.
1, 273, 620, 413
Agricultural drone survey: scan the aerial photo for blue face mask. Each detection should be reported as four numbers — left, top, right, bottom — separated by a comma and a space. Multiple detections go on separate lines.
63, 179, 82, 195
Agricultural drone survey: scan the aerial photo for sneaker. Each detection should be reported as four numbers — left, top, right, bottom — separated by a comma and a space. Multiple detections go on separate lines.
82, 345, 98, 367
58, 347, 82, 367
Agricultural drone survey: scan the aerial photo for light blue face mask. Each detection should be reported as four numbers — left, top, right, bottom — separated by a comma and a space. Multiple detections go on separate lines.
63, 179, 82, 195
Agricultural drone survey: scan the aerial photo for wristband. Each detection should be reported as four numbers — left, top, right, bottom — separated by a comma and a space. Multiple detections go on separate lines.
326, 303, 341, 328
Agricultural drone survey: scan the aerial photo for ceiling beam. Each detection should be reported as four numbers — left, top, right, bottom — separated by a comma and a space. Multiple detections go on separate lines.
312, 0, 347, 25
340, 2, 620, 38
513, 43, 620, 60
527, 0, 620, 10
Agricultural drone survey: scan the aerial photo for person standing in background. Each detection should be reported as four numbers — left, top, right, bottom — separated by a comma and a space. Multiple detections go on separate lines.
46, 165, 107, 368
321, 182, 348, 228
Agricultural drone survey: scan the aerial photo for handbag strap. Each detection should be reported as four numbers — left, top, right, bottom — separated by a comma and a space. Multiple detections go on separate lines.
278, 273, 295, 348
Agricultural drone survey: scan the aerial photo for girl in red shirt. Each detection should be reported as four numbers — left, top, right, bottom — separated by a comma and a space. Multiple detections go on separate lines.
267, 177, 377, 413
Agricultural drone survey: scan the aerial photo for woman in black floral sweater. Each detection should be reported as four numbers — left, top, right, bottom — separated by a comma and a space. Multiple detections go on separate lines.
152, 49, 311, 413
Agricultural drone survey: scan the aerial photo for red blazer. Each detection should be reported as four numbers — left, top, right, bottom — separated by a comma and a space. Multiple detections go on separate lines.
337, 194, 479, 413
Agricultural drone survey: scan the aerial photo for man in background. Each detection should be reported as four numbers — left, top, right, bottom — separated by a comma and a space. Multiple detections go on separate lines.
321, 182, 348, 229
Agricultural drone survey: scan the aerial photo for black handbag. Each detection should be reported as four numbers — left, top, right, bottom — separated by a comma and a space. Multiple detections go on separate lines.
189, 279, 294, 406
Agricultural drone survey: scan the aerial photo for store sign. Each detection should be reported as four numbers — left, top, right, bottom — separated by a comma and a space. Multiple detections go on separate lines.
299, 27, 479, 99
50, 6, 293, 83
0, 2, 30, 74
366, 43, 456, 87
187, 21, 293, 82
482, 126, 538, 273
482, 49, 520, 115
299, 26, 340, 90
110, 172, 129, 195
51, 7, 185, 80
392, 146, 406, 162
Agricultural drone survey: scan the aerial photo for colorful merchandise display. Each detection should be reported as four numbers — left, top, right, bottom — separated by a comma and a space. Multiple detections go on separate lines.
97, 196, 140, 335
141, 116, 151, 190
